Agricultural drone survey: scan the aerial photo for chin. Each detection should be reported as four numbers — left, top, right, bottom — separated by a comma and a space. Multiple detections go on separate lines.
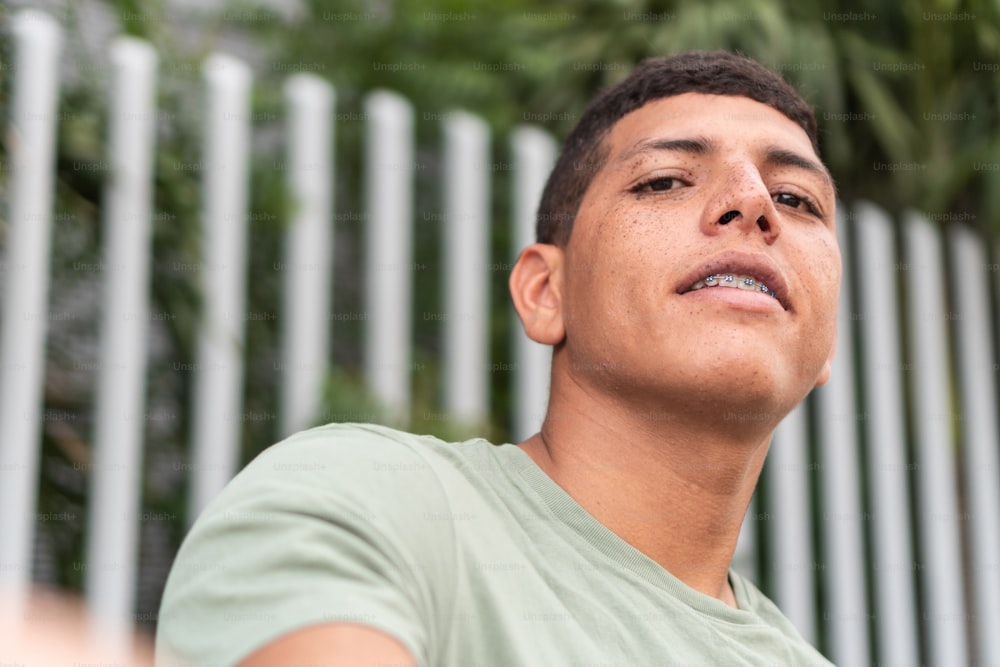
657, 353, 817, 425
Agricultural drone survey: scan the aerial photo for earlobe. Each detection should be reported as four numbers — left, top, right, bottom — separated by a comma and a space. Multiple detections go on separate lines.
509, 244, 566, 346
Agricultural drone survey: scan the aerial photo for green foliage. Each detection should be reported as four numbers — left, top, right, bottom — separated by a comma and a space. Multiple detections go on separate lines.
229, 0, 1000, 227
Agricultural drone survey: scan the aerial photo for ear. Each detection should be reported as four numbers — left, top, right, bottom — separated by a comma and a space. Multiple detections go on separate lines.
509, 244, 566, 346
814, 326, 837, 387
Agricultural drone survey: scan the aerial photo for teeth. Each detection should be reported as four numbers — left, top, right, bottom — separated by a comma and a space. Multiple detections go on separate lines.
689, 273, 778, 300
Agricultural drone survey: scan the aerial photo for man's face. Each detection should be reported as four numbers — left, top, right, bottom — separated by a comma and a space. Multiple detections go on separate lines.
558, 92, 840, 422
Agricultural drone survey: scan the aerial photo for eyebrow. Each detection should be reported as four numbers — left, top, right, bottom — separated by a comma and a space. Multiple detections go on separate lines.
763, 146, 834, 187
615, 136, 834, 189
616, 136, 714, 163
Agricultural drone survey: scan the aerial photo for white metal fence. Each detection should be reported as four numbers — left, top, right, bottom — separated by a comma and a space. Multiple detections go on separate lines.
1, 9, 999, 667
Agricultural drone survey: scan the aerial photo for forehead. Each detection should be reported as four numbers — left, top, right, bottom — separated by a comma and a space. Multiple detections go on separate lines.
604, 92, 819, 166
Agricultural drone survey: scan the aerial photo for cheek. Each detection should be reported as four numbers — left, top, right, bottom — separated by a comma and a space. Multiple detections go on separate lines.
815, 235, 842, 279
803, 235, 842, 357
818, 241, 843, 311
795, 230, 841, 300
565, 215, 656, 331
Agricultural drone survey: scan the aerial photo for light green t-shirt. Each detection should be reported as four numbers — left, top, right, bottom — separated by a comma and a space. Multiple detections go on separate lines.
156, 423, 835, 667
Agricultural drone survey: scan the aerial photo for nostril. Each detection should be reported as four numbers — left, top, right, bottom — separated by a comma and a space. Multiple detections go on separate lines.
757, 215, 770, 232
719, 210, 740, 225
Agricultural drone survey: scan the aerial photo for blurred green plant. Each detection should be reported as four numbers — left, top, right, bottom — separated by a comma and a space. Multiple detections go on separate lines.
234, 0, 1000, 225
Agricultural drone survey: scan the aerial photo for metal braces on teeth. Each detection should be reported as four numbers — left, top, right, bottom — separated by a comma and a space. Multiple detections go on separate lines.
700, 274, 778, 300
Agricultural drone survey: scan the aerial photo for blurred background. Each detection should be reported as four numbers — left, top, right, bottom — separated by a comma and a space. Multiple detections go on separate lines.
2, 0, 1000, 665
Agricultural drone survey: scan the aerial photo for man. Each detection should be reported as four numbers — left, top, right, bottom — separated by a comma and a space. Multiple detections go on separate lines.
157, 51, 839, 666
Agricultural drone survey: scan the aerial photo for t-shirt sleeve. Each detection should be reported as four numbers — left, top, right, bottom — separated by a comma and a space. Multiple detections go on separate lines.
155, 424, 457, 667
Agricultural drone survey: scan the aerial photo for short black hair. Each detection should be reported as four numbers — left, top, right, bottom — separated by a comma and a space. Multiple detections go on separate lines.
536, 51, 820, 245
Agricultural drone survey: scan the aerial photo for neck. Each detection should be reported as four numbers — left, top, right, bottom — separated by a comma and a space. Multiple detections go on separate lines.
519, 371, 779, 608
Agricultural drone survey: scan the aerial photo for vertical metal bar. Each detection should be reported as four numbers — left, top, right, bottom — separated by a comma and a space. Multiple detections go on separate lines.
949, 224, 1000, 667
85, 36, 158, 647
443, 111, 490, 427
854, 201, 919, 666
814, 207, 870, 667
0, 9, 62, 624
903, 211, 968, 666
363, 91, 414, 426
189, 54, 252, 520
766, 404, 817, 643
279, 74, 334, 437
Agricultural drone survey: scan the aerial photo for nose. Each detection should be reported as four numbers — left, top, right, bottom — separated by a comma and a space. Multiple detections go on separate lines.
701, 162, 780, 241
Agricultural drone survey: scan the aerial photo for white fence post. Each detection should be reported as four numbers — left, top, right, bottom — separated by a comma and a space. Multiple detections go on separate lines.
902, 212, 969, 666
0, 9, 62, 624
950, 225, 1000, 667
814, 209, 870, 667
510, 126, 556, 441
189, 54, 253, 520
84, 36, 158, 647
765, 404, 816, 644
279, 75, 335, 438
854, 201, 919, 666
363, 91, 414, 425
443, 111, 490, 427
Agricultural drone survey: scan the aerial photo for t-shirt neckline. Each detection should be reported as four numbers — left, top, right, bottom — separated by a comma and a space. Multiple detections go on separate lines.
488, 440, 762, 624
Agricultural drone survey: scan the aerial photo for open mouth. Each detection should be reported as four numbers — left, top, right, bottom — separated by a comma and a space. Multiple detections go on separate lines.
687, 273, 779, 300
677, 252, 790, 311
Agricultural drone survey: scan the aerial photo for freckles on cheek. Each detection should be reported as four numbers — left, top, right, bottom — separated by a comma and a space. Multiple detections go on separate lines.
801, 233, 841, 284
622, 208, 666, 247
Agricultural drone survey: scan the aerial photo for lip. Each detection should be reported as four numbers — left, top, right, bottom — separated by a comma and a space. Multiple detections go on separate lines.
676, 250, 790, 311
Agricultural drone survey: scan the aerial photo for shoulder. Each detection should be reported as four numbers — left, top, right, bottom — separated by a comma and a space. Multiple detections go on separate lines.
210, 422, 461, 516
179, 422, 472, 577
157, 423, 477, 667
248, 421, 459, 476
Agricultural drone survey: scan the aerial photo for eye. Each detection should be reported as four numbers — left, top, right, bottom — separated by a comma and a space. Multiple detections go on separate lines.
630, 176, 687, 194
646, 177, 678, 191
773, 191, 821, 217
773, 192, 801, 207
